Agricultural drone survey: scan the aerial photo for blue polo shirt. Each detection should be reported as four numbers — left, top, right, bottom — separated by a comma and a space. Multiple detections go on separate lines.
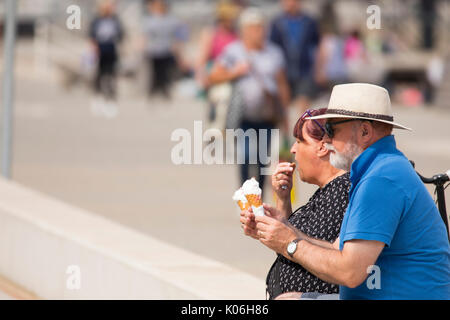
339, 135, 450, 300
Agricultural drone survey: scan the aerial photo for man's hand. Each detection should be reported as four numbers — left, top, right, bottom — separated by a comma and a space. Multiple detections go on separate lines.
255, 214, 297, 255
239, 203, 295, 244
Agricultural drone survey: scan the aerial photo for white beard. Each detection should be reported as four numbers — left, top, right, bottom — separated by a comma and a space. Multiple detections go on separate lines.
326, 142, 363, 172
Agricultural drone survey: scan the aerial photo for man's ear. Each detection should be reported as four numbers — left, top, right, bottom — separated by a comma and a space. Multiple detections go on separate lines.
359, 121, 374, 146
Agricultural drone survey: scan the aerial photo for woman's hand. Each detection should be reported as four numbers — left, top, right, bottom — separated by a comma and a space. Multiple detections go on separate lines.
272, 162, 295, 201
240, 208, 259, 240
262, 203, 286, 222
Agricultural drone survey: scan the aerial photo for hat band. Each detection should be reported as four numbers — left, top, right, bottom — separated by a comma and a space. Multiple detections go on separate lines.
327, 109, 394, 122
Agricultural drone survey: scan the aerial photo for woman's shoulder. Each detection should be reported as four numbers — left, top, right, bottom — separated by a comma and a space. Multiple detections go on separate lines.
313, 172, 351, 204
321, 172, 351, 206
327, 172, 351, 188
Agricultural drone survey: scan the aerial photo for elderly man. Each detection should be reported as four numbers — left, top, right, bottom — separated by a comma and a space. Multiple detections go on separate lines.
244, 83, 450, 299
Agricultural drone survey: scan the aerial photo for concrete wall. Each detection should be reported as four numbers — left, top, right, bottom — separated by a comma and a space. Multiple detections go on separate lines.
0, 178, 265, 299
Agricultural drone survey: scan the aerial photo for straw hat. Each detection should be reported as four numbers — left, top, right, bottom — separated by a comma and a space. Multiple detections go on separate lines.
307, 83, 412, 130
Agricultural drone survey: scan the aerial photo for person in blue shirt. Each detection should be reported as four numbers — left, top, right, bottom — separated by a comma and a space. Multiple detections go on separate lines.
89, 0, 124, 101
244, 83, 450, 299
269, 0, 320, 113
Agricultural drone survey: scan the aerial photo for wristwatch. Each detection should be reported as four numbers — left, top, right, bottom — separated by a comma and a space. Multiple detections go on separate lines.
286, 238, 301, 257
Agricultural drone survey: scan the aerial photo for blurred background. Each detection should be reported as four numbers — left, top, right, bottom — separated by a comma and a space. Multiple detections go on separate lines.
0, 0, 449, 285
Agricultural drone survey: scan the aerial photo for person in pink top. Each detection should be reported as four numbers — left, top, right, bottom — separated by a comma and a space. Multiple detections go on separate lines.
195, 1, 241, 128
195, 1, 240, 85
344, 30, 366, 61
209, 17, 239, 61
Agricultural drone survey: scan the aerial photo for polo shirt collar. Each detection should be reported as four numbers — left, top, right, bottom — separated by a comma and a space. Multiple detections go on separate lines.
350, 135, 397, 186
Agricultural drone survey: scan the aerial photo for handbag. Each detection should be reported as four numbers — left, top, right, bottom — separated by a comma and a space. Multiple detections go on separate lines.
246, 55, 285, 126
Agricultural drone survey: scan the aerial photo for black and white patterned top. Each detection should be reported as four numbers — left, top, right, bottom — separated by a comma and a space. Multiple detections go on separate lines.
266, 173, 351, 299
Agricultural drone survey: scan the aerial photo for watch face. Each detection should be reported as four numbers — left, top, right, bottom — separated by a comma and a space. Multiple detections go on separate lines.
287, 242, 296, 254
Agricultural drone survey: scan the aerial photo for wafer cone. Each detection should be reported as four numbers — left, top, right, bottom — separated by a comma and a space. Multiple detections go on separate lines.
245, 194, 262, 207
237, 200, 250, 211
245, 194, 264, 216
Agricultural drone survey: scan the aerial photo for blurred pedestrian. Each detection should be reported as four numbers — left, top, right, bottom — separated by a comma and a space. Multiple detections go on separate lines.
143, 0, 186, 100
89, 0, 124, 117
314, 7, 347, 92
344, 29, 366, 62
269, 0, 320, 113
344, 29, 374, 83
208, 7, 290, 190
195, 0, 240, 130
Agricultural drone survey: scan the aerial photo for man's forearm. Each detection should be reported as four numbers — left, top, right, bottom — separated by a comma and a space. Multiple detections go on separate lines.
292, 228, 335, 250
287, 239, 350, 286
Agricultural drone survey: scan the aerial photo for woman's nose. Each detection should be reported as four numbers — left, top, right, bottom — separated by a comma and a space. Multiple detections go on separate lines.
290, 143, 296, 153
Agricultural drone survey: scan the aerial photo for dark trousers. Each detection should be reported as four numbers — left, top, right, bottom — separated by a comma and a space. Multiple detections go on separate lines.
95, 51, 117, 100
238, 120, 274, 191
148, 54, 176, 98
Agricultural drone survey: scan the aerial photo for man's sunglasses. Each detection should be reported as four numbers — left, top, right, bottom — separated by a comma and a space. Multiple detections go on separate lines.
324, 119, 371, 138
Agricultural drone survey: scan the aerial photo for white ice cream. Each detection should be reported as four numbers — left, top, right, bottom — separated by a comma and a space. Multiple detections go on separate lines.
232, 188, 247, 203
241, 177, 262, 196
241, 178, 264, 216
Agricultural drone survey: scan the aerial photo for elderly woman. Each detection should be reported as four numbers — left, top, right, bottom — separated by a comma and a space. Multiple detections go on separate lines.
208, 7, 290, 190
241, 108, 350, 300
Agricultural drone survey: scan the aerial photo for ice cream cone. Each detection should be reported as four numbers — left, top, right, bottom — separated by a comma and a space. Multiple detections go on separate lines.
233, 188, 250, 211
244, 194, 262, 207
237, 200, 250, 211
244, 194, 264, 216
241, 178, 265, 216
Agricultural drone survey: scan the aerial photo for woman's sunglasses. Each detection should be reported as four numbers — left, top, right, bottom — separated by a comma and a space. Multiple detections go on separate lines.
300, 110, 326, 136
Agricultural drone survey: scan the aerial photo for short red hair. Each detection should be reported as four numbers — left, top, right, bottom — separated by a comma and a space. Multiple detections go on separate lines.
293, 108, 327, 142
